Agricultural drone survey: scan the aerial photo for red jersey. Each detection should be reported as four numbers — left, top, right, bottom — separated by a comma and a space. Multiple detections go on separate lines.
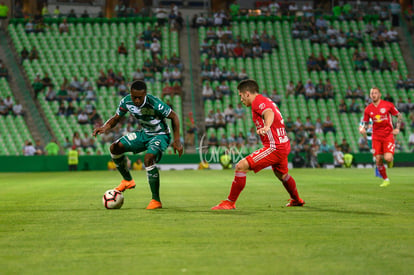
362, 100, 399, 141
251, 94, 289, 148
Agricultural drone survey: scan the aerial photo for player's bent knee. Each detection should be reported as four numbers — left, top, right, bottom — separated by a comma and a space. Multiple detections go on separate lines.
144, 153, 156, 167
235, 159, 249, 172
384, 155, 393, 163
110, 141, 125, 155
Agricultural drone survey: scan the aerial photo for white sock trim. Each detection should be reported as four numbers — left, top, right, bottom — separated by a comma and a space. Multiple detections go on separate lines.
111, 153, 124, 159
145, 165, 156, 171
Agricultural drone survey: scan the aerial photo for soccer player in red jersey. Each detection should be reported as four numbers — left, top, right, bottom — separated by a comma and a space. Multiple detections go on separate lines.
359, 87, 402, 187
212, 79, 305, 210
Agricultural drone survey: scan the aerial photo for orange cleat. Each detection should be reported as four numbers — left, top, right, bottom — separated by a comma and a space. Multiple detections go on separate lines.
286, 198, 305, 207
115, 179, 136, 192
211, 200, 236, 210
146, 199, 162, 210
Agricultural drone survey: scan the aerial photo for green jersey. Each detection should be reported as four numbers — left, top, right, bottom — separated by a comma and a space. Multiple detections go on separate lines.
116, 94, 172, 136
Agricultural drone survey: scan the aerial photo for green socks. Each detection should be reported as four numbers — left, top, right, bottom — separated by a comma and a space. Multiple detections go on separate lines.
146, 165, 160, 202
112, 154, 132, 181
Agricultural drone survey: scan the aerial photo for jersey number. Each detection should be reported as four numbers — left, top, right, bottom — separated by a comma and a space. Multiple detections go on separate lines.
127, 133, 137, 140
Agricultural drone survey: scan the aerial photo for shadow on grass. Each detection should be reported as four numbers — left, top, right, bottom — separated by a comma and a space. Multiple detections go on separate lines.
1, 205, 389, 216
302, 206, 389, 216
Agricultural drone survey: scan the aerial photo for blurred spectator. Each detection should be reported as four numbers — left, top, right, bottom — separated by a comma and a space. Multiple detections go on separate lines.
72, 132, 82, 148
349, 99, 361, 113
67, 9, 77, 18
380, 58, 391, 71
370, 55, 380, 71
81, 10, 90, 18
150, 38, 161, 58
208, 133, 218, 147
0, 63, 8, 79
340, 138, 351, 153
45, 139, 60, 155
0, 100, 8, 115
12, 100, 24, 116
81, 132, 96, 150
327, 55, 339, 72
234, 103, 245, 119
118, 42, 128, 56
57, 84, 68, 102
132, 68, 144, 81
20, 47, 29, 64
25, 19, 35, 33
29, 46, 38, 61
202, 82, 214, 101
384, 93, 394, 103
224, 104, 235, 123
35, 139, 45, 155
409, 132, 414, 151
358, 136, 370, 152
339, 99, 348, 113
65, 102, 75, 117
96, 71, 108, 88
391, 58, 399, 71
295, 80, 305, 96
286, 80, 295, 97
205, 110, 215, 128
56, 102, 66, 116
100, 130, 114, 145
215, 109, 226, 128
53, 6, 60, 18
390, 0, 401, 27
59, 18, 69, 34
77, 111, 89, 124
323, 115, 336, 134
41, 73, 53, 89
319, 140, 332, 153
333, 146, 344, 168
23, 141, 36, 156
3, 95, 12, 112
170, 67, 182, 83
270, 89, 281, 106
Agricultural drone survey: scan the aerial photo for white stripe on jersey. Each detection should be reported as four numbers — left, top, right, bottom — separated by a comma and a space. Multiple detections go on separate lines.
266, 131, 277, 148
252, 147, 276, 162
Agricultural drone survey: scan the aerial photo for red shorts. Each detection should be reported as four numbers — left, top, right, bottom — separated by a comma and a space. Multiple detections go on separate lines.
372, 138, 395, 156
246, 144, 290, 174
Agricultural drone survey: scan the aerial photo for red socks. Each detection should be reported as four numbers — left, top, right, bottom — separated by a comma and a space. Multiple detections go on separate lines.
227, 172, 301, 203
282, 174, 300, 201
377, 165, 388, 180
228, 171, 247, 202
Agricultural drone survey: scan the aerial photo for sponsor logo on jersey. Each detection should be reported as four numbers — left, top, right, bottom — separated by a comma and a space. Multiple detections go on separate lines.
259, 103, 265, 110
380, 108, 386, 114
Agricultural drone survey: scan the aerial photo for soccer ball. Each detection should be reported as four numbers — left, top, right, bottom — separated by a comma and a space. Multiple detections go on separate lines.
102, 189, 124, 209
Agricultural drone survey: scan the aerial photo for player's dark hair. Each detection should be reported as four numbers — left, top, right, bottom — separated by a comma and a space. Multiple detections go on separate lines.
237, 79, 259, 94
130, 80, 147, 91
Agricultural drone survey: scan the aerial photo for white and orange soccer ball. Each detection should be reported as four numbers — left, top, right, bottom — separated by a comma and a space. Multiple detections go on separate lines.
102, 189, 124, 209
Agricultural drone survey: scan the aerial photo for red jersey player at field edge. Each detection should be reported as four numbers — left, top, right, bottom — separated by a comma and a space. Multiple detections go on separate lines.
212, 79, 305, 210
359, 87, 402, 187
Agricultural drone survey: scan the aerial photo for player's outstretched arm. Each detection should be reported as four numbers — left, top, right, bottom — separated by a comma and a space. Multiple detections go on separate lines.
92, 114, 121, 137
168, 110, 183, 157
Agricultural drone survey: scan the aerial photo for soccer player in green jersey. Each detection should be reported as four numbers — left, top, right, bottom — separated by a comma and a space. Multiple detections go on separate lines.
93, 80, 183, 209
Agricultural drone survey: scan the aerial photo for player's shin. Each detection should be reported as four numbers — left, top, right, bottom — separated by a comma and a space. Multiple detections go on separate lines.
228, 171, 247, 202
146, 165, 160, 202
111, 154, 132, 181
281, 174, 300, 201
377, 164, 388, 180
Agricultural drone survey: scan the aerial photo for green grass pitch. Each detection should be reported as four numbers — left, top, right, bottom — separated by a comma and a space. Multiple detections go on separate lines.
1, 168, 413, 274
